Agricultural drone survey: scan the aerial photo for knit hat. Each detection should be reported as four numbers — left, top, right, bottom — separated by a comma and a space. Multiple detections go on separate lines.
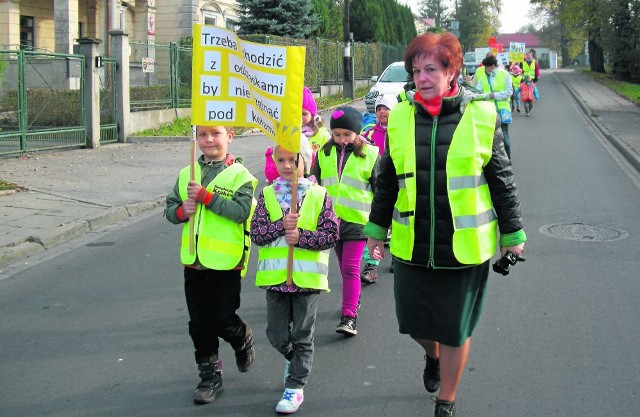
375, 94, 397, 112
273, 133, 314, 175
511, 65, 522, 75
302, 86, 317, 116
330, 106, 362, 134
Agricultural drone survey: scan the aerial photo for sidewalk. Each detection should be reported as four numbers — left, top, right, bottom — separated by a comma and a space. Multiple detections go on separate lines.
2, 73, 639, 270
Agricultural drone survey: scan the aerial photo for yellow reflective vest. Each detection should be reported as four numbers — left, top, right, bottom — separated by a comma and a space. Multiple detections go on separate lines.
255, 184, 331, 290
522, 60, 537, 78
476, 68, 511, 112
387, 100, 498, 266
178, 162, 257, 275
317, 143, 378, 225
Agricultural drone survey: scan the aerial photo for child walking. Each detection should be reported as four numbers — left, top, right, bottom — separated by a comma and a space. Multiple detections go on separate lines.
264, 86, 330, 183
520, 74, 540, 116
311, 106, 380, 336
359, 94, 397, 284
165, 125, 258, 404
251, 134, 338, 414
510, 65, 523, 113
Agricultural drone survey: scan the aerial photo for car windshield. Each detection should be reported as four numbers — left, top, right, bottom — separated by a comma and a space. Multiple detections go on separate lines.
379, 66, 408, 83
464, 52, 476, 63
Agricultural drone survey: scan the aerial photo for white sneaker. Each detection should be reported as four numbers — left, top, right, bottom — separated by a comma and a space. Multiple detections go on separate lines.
275, 388, 304, 414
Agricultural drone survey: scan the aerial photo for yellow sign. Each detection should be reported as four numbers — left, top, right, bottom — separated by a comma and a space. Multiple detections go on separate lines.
191, 24, 306, 152
509, 42, 526, 64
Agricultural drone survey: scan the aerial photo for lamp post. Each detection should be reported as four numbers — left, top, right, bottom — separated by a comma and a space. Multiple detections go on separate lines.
343, 0, 354, 99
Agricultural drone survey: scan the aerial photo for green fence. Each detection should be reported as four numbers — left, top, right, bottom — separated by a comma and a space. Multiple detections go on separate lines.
0, 50, 86, 155
100, 56, 118, 144
129, 41, 192, 111
126, 37, 405, 112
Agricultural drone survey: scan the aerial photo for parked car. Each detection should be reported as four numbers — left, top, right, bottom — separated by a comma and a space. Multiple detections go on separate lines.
364, 61, 408, 113
463, 51, 481, 76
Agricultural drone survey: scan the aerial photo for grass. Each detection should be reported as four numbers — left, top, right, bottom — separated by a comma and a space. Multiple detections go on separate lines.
130, 87, 370, 137
579, 68, 640, 106
0, 179, 19, 191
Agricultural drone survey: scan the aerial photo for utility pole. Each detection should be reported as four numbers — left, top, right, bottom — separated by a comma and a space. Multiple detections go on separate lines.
343, 0, 354, 99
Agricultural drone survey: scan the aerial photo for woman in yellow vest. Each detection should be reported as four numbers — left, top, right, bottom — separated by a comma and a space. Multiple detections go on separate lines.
165, 125, 258, 405
363, 33, 527, 417
250, 134, 338, 414
310, 106, 380, 337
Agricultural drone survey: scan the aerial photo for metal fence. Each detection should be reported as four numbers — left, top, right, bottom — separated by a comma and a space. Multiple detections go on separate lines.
129, 41, 192, 112
99, 56, 118, 144
127, 37, 405, 111
0, 50, 85, 155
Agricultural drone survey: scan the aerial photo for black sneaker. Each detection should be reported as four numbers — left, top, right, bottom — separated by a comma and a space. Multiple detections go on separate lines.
360, 263, 378, 284
336, 315, 357, 336
423, 355, 440, 393
434, 399, 455, 417
193, 358, 223, 404
235, 326, 255, 373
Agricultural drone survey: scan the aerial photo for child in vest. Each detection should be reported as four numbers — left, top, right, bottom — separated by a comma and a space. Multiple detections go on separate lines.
250, 134, 338, 414
520, 74, 540, 116
311, 106, 380, 336
510, 65, 523, 113
164, 125, 257, 405
359, 94, 397, 284
264, 86, 330, 183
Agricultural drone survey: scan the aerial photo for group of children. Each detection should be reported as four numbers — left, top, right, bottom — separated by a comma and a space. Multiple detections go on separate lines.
165, 87, 394, 414
508, 64, 540, 117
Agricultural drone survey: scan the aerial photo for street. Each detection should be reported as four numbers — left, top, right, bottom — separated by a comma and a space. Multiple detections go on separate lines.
1, 74, 640, 416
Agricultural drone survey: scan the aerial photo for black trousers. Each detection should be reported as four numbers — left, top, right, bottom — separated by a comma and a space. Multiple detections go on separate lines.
184, 267, 248, 363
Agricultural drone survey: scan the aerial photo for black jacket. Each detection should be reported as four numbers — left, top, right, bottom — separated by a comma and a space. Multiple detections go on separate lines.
369, 87, 524, 267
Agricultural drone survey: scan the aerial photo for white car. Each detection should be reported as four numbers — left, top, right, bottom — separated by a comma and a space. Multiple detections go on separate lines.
364, 61, 408, 113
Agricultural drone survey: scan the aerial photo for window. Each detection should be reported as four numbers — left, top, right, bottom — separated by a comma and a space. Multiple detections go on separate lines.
203, 11, 218, 26
20, 15, 34, 49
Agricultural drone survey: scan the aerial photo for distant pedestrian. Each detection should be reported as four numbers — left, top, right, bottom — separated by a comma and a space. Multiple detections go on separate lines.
311, 106, 380, 336
520, 52, 540, 83
251, 134, 338, 414
165, 125, 257, 405
264, 87, 329, 184
510, 65, 523, 113
520, 75, 540, 116
360, 94, 397, 283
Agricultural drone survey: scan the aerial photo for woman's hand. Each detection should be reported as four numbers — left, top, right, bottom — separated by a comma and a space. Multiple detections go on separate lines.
283, 213, 299, 230
500, 242, 525, 257
367, 237, 385, 261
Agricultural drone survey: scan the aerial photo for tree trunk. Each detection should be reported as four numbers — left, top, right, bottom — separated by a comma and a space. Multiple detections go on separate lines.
588, 40, 605, 73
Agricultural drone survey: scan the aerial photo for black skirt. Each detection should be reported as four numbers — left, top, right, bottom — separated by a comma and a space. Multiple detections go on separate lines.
393, 259, 490, 347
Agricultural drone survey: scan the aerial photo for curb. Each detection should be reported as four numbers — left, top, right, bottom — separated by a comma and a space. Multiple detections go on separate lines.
0, 199, 165, 269
554, 72, 640, 173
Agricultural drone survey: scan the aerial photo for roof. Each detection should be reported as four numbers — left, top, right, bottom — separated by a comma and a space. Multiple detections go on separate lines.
497, 33, 542, 48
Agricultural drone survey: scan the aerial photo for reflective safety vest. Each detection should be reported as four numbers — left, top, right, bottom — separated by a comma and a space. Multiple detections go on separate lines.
474, 66, 486, 81
522, 60, 537, 78
317, 143, 378, 224
387, 100, 498, 265
255, 184, 330, 290
178, 162, 257, 275
511, 74, 523, 90
520, 83, 536, 101
476, 69, 510, 112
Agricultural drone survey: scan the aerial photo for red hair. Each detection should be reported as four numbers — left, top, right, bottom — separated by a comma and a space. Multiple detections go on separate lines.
404, 32, 463, 84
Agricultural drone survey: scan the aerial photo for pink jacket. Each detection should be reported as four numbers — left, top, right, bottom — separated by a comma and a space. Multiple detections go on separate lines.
264, 147, 279, 183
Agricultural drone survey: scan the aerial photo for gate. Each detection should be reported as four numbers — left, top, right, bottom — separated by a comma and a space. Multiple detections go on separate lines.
0, 50, 86, 155
99, 56, 118, 144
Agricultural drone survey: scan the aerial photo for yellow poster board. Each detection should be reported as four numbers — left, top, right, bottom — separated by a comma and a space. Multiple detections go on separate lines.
509, 42, 526, 64
191, 24, 306, 152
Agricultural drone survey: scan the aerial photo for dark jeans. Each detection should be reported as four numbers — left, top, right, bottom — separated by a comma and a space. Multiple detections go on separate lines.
184, 267, 248, 363
501, 122, 511, 159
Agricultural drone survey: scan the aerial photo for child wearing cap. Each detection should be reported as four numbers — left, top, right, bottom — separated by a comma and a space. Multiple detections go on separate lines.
359, 94, 397, 283
311, 106, 380, 336
250, 133, 338, 414
264, 87, 329, 184
510, 65, 523, 113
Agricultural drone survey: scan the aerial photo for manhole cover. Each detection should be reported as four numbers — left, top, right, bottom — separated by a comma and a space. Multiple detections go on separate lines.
539, 223, 628, 242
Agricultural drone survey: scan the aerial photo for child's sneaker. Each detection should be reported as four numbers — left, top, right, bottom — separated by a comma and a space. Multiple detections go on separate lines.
193, 357, 223, 404
335, 315, 357, 336
275, 388, 304, 414
360, 263, 378, 284
516, 107, 521, 113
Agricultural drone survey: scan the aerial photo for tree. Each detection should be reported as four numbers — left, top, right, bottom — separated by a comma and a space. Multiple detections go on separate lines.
456, 0, 499, 52
418, 0, 449, 29
310, 0, 331, 38
237, 0, 319, 37
350, 0, 385, 42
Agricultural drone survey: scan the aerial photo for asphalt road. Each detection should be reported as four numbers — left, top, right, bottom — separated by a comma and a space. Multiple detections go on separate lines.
1, 76, 640, 416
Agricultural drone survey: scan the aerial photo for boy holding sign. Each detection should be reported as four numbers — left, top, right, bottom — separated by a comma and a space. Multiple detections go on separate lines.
165, 124, 258, 404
